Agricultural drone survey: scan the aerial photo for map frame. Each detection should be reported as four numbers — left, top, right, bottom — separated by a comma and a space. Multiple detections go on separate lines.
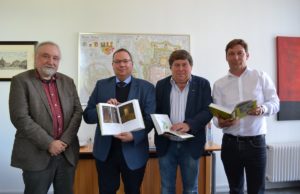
78, 32, 190, 104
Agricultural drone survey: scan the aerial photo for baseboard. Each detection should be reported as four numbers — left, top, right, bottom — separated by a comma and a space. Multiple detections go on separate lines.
216, 181, 300, 193
0, 191, 53, 194
0, 192, 22, 194
216, 184, 229, 193
266, 181, 300, 189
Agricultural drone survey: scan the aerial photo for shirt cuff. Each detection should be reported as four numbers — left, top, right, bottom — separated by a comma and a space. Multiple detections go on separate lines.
261, 105, 267, 115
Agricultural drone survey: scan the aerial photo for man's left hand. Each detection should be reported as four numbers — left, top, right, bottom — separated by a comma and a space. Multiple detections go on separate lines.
171, 122, 190, 133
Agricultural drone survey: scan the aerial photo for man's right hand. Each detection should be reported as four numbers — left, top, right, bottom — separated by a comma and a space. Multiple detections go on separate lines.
48, 140, 67, 156
107, 98, 120, 105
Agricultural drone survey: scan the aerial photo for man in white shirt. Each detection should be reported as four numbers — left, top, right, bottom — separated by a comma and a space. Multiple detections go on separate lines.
212, 39, 279, 194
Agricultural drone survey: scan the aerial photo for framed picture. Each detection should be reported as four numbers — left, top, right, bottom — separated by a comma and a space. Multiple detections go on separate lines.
0, 41, 38, 81
276, 36, 300, 120
78, 33, 190, 104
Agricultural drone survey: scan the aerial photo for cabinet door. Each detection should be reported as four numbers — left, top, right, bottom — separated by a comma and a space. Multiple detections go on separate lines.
140, 156, 210, 194
74, 159, 99, 194
74, 156, 211, 194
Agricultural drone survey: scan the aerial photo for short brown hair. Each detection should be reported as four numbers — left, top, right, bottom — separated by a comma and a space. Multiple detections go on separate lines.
112, 48, 133, 61
225, 39, 248, 54
168, 49, 193, 68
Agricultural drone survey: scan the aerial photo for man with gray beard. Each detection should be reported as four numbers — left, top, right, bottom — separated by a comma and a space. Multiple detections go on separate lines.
9, 41, 82, 194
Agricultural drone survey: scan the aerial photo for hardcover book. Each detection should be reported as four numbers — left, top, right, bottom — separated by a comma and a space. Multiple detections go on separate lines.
209, 100, 257, 119
96, 99, 145, 135
150, 114, 194, 139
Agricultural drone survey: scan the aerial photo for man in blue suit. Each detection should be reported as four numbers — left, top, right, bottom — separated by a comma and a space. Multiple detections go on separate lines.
155, 50, 212, 194
83, 48, 155, 194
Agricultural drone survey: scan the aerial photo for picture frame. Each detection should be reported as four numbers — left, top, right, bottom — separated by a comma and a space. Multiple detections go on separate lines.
276, 36, 300, 120
0, 41, 38, 81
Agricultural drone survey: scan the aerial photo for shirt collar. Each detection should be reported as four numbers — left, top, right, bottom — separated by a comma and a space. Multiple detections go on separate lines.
227, 67, 250, 78
116, 76, 132, 85
170, 75, 192, 86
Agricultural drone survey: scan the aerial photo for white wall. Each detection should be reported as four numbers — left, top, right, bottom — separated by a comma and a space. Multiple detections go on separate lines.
1, 0, 300, 193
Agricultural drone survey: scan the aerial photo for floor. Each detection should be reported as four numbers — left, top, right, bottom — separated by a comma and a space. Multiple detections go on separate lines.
265, 187, 300, 194
217, 187, 300, 194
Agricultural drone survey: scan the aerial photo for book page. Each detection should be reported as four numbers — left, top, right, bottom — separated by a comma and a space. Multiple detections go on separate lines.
97, 100, 145, 135
97, 103, 122, 135
118, 99, 145, 132
234, 100, 257, 119
151, 114, 194, 139
209, 103, 233, 119
209, 100, 256, 119
102, 106, 120, 124
165, 130, 194, 139
151, 114, 172, 135
118, 102, 136, 124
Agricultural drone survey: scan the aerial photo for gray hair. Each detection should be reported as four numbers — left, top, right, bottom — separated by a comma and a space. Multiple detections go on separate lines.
35, 41, 61, 56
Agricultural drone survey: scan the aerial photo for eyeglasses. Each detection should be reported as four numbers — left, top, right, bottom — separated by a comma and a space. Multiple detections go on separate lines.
113, 59, 132, 64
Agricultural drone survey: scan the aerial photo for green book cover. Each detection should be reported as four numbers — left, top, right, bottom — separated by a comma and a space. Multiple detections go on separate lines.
209, 100, 257, 119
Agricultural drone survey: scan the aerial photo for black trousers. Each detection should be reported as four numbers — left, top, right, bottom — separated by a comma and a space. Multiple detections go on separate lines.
23, 154, 75, 194
221, 134, 266, 194
96, 139, 146, 194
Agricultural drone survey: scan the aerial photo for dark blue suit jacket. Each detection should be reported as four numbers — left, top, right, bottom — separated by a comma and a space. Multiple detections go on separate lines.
83, 76, 155, 170
154, 75, 213, 159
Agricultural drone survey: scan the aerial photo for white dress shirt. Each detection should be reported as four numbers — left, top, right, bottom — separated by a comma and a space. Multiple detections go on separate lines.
212, 67, 280, 136
170, 78, 190, 125
169, 77, 190, 141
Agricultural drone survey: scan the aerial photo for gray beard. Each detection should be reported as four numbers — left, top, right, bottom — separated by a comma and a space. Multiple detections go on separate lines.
41, 67, 56, 77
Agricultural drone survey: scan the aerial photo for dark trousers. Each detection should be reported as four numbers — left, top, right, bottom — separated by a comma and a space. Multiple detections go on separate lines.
22, 154, 75, 194
96, 139, 146, 194
221, 134, 266, 194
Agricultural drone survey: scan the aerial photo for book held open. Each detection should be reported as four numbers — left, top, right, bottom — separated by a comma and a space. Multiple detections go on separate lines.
209, 100, 257, 119
96, 99, 145, 135
150, 114, 194, 139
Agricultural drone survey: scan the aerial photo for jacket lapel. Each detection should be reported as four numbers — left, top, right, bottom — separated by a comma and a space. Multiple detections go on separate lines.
127, 77, 137, 100
56, 75, 66, 120
185, 75, 196, 117
30, 71, 52, 118
165, 77, 172, 114
109, 77, 116, 99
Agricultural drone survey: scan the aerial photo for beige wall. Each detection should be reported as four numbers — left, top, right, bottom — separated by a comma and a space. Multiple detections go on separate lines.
1, 0, 300, 192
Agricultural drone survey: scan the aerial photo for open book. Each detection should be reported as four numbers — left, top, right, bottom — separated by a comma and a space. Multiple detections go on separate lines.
96, 99, 145, 135
209, 100, 257, 119
150, 114, 194, 139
